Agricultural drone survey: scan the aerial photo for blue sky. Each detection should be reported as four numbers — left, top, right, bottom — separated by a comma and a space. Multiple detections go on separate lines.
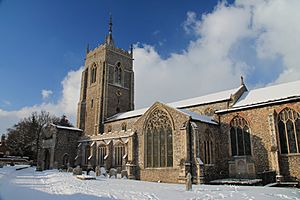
0, 0, 300, 133
0, 0, 230, 111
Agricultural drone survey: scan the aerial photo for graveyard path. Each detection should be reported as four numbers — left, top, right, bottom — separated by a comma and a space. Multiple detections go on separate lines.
0, 166, 299, 200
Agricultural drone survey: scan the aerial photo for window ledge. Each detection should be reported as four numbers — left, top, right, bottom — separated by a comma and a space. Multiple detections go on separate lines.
280, 153, 300, 157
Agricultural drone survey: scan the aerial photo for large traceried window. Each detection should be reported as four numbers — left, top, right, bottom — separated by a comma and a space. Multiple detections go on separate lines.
230, 116, 251, 156
203, 129, 214, 164
98, 145, 107, 166
114, 62, 123, 86
145, 109, 173, 168
114, 144, 125, 166
278, 108, 300, 154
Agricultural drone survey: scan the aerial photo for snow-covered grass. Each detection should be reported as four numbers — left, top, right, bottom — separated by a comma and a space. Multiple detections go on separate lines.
0, 165, 299, 200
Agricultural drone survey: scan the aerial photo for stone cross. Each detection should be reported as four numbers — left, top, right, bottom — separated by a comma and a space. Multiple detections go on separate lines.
186, 173, 192, 191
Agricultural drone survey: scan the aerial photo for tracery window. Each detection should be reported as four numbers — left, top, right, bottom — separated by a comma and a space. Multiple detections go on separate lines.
91, 64, 97, 84
145, 109, 173, 168
98, 145, 107, 166
114, 62, 123, 85
203, 129, 214, 164
114, 144, 125, 166
278, 108, 300, 154
84, 145, 90, 165
230, 116, 251, 156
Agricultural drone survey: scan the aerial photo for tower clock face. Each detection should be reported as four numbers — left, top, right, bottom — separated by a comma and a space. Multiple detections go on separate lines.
116, 90, 122, 97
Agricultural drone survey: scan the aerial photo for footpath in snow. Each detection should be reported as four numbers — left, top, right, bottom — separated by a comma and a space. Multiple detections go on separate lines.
0, 166, 299, 200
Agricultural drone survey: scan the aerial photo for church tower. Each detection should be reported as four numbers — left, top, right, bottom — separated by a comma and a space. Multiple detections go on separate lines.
77, 16, 134, 136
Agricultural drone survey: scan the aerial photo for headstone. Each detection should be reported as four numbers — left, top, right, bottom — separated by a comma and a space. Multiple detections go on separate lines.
0, 163, 3, 168
121, 170, 128, 178
100, 167, 107, 177
186, 173, 192, 191
95, 166, 100, 176
73, 166, 82, 175
67, 167, 73, 173
89, 170, 96, 177
109, 168, 117, 178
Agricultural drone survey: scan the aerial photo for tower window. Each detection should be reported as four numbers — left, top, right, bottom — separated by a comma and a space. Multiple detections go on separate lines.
91, 99, 94, 108
114, 62, 123, 86
230, 116, 252, 156
278, 108, 300, 154
91, 64, 97, 84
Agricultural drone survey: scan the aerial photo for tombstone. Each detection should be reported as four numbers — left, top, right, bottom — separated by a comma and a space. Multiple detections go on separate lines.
73, 166, 82, 175
121, 170, 128, 178
0, 163, 3, 168
67, 166, 73, 173
186, 173, 192, 191
95, 166, 100, 176
100, 167, 107, 177
109, 168, 117, 178
89, 170, 96, 177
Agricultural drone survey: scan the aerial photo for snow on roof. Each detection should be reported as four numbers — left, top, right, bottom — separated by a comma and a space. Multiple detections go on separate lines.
106, 86, 242, 122
168, 86, 242, 108
231, 80, 300, 109
52, 124, 83, 132
106, 107, 148, 122
179, 109, 218, 125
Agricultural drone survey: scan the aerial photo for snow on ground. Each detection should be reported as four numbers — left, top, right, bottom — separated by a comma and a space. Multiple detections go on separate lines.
0, 166, 299, 200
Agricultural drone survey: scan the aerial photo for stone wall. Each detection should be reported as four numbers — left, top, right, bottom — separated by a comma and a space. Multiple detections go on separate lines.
219, 101, 300, 181
54, 128, 81, 168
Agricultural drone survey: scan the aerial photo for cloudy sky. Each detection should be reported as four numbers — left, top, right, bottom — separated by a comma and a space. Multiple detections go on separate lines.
0, 0, 300, 133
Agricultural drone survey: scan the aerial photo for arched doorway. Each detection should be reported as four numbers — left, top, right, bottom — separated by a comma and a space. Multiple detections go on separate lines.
44, 149, 50, 170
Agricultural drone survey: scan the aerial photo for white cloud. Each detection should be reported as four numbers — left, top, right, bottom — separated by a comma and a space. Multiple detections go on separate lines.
0, 67, 83, 133
134, 0, 300, 108
1, 0, 300, 133
41, 89, 53, 99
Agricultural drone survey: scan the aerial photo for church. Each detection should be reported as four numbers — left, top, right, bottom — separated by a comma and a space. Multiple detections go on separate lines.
37, 18, 300, 184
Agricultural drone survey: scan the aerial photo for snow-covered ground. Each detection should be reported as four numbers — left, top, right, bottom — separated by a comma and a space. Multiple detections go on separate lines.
0, 165, 299, 200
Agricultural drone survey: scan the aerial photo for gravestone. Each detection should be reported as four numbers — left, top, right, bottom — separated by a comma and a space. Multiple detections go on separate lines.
186, 173, 192, 191
73, 166, 82, 175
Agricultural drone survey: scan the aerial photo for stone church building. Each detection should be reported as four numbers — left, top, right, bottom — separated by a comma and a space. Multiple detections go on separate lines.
38, 18, 300, 184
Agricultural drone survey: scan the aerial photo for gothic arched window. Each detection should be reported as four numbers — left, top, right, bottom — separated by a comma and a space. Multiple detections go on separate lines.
85, 145, 90, 165
90, 64, 97, 84
98, 145, 107, 166
230, 116, 251, 156
114, 62, 123, 86
203, 129, 214, 164
278, 108, 300, 154
145, 109, 173, 168
114, 143, 125, 166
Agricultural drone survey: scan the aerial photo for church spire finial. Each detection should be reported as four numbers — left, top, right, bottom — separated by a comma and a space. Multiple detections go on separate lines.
105, 13, 114, 46
109, 13, 113, 34
241, 76, 244, 85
